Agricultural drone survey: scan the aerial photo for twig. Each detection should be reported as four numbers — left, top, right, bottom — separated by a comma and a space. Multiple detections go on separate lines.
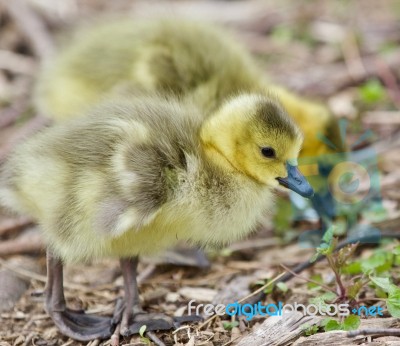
0, 258, 46, 283
341, 32, 366, 82
1, 0, 55, 61
237, 272, 286, 304
146, 331, 166, 346
364, 130, 400, 156
137, 264, 157, 284
88, 339, 100, 346
22, 331, 36, 346
375, 58, 400, 109
0, 50, 36, 76
356, 297, 386, 304
0, 216, 33, 237
222, 337, 241, 346
0, 232, 44, 256
228, 237, 278, 252
347, 328, 400, 337
280, 263, 337, 294
60, 340, 75, 346
0, 258, 95, 292
110, 323, 120, 346
325, 255, 346, 299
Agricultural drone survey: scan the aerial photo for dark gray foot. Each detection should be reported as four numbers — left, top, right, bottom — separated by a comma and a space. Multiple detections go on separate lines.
45, 251, 114, 341
49, 308, 113, 341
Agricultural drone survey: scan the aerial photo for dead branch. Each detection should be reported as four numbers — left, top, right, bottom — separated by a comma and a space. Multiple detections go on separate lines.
0, 228, 44, 256
0, 257, 95, 291
280, 263, 336, 294
341, 31, 366, 82
147, 331, 166, 346
0, 216, 33, 237
1, 0, 55, 61
375, 58, 400, 109
237, 312, 322, 346
0, 50, 36, 75
347, 328, 400, 337
110, 323, 120, 346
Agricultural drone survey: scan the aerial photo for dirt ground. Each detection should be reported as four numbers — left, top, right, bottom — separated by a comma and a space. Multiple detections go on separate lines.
0, 0, 400, 345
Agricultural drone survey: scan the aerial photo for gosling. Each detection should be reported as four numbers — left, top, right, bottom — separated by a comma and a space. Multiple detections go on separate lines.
0, 94, 313, 340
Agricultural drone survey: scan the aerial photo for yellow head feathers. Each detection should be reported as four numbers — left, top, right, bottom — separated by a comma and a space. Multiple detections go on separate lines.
200, 94, 303, 187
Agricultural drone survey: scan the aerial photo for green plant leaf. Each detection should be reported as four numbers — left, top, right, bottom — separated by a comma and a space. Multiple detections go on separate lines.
362, 205, 388, 223
322, 225, 335, 244
393, 245, 400, 255
223, 321, 239, 330
324, 319, 341, 331
271, 25, 293, 43
343, 261, 362, 275
139, 325, 147, 337
310, 252, 320, 263
388, 291, 400, 318
139, 325, 151, 345
359, 79, 386, 104
302, 323, 319, 336
317, 242, 332, 256
320, 318, 331, 327
370, 276, 393, 292
277, 282, 288, 293
309, 292, 337, 310
347, 280, 363, 300
337, 244, 357, 267
361, 252, 387, 273
263, 279, 274, 294
308, 274, 323, 290
342, 315, 361, 331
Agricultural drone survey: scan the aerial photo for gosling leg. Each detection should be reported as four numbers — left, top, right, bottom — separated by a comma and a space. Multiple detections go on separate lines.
119, 256, 202, 336
45, 250, 113, 341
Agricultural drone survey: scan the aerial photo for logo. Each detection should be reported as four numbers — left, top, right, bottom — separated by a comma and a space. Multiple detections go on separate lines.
187, 300, 384, 321
293, 119, 382, 246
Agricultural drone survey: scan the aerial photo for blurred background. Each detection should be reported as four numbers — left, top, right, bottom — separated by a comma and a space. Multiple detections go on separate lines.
2, 0, 400, 167
0, 1, 399, 345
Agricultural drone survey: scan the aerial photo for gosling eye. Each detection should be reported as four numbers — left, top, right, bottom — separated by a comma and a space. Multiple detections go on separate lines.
261, 147, 276, 158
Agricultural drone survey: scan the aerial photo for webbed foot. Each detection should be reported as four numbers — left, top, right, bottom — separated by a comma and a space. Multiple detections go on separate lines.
49, 308, 113, 341
46, 251, 114, 341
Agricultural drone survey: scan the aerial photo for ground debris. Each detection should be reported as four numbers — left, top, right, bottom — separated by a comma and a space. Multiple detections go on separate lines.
237, 312, 322, 346
0, 256, 42, 312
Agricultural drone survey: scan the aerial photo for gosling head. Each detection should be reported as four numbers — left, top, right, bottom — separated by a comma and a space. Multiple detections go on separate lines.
200, 94, 314, 198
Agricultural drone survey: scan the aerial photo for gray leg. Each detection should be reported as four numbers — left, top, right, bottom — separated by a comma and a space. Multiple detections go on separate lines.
119, 256, 202, 336
119, 256, 143, 332
45, 250, 113, 341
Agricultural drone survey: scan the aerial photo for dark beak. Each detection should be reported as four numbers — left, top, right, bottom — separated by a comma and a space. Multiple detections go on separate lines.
276, 163, 314, 198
